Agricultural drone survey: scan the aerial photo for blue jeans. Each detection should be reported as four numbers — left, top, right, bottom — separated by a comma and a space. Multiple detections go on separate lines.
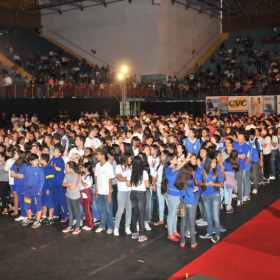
244, 168, 251, 198
157, 184, 167, 221
202, 193, 221, 237
194, 192, 207, 222
270, 150, 278, 176
131, 191, 146, 235
167, 195, 180, 235
97, 194, 114, 230
91, 186, 100, 220
180, 204, 197, 245
226, 187, 233, 210
145, 186, 152, 222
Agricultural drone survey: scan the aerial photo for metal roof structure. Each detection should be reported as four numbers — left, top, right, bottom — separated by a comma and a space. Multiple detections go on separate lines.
1, 0, 280, 18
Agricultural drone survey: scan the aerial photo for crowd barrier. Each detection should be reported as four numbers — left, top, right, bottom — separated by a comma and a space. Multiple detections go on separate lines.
0, 84, 156, 99
1, 84, 280, 99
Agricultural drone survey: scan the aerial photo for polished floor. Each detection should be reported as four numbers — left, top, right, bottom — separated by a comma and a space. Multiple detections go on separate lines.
0, 180, 279, 280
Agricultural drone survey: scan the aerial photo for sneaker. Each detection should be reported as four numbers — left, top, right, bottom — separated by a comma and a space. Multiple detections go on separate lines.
106, 229, 113, 235
62, 227, 72, 233
131, 232, 139, 239
95, 227, 105, 233
211, 236, 220, 243
185, 231, 191, 238
113, 228, 119, 236
125, 227, 132, 235
167, 234, 179, 242
180, 242, 185, 248
145, 223, 152, 231
237, 200, 242, 206
269, 176, 275, 180
196, 220, 208, 227
199, 233, 212, 239
60, 218, 68, 223
40, 216, 47, 223
15, 216, 25, 222
232, 193, 237, 198
22, 218, 33, 227
138, 235, 148, 242
53, 215, 59, 219
72, 228, 81, 235
226, 208, 234, 213
46, 219, 54, 226
242, 196, 250, 202
263, 179, 270, 184
154, 221, 164, 226
252, 189, 258, 194
136, 222, 139, 232
195, 218, 203, 224
173, 231, 180, 238
93, 218, 100, 225
82, 226, 92, 231
191, 242, 198, 249
31, 220, 41, 229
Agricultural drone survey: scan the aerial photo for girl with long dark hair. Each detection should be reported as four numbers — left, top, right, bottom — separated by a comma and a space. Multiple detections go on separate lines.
162, 153, 190, 242
175, 163, 198, 248
62, 161, 82, 235
114, 153, 132, 236
80, 162, 94, 230
126, 156, 150, 242
198, 156, 224, 243
261, 127, 271, 183
10, 150, 27, 221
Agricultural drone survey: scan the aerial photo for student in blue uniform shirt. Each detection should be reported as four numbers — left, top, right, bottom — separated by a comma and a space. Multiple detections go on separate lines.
233, 133, 251, 206
184, 128, 201, 155
49, 147, 68, 222
40, 154, 56, 225
22, 153, 45, 228
175, 163, 198, 249
248, 129, 263, 194
197, 156, 225, 243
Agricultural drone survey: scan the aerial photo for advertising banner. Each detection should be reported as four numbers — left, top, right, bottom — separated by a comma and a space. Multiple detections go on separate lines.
206, 96, 228, 115
228, 96, 248, 112
248, 96, 263, 116
263, 95, 276, 115
277, 95, 280, 114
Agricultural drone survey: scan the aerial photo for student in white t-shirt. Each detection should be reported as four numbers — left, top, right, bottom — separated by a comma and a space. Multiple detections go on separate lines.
114, 153, 132, 236
261, 127, 271, 181
95, 147, 115, 234
4, 147, 17, 216
127, 156, 150, 242
269, 127, 278, 180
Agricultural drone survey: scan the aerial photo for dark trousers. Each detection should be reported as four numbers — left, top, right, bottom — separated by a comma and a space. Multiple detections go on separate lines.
131, 191, 146, 235
0, 181, 10, 209
112, 184, 118, 218
263, 153, 271, 179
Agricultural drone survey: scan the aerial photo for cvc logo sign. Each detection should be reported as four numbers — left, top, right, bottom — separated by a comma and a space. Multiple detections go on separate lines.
229, 98, 247, 108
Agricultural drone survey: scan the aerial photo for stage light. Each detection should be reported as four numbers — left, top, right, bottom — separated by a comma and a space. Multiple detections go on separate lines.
121, 66, 128, 74
118, 73, 124, 80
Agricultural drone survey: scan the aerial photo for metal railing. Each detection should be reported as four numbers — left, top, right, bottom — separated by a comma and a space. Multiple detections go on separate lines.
0, 83, 156, 99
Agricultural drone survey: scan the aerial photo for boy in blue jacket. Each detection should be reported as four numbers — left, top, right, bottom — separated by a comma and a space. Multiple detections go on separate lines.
40, 154, 56, 225
22, 153, 45, 228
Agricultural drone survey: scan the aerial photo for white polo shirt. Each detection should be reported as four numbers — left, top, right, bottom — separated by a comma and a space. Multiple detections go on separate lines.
116, 164, 131, 192
95, 161, 114, 195
85, 136, 101, 149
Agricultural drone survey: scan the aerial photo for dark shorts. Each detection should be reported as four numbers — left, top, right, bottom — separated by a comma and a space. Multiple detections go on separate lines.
41, 189, 54, 209
24, 188, 42, 212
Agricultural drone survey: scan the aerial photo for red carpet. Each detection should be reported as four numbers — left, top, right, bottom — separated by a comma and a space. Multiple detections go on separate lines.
169, 199, 280, 280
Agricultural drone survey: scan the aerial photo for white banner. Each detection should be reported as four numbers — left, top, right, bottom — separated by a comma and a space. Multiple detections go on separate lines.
248, 96, 263, 116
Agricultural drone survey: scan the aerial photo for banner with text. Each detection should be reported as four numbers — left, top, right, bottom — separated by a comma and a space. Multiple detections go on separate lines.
228, 96, 248, 112
277, 96, 280, 114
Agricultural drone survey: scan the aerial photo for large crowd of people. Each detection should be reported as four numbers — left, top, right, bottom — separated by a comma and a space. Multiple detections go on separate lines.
0, 109, 279, 246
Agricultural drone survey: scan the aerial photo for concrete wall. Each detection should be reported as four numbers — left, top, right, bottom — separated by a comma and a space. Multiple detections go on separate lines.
42, 0, 220, 79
